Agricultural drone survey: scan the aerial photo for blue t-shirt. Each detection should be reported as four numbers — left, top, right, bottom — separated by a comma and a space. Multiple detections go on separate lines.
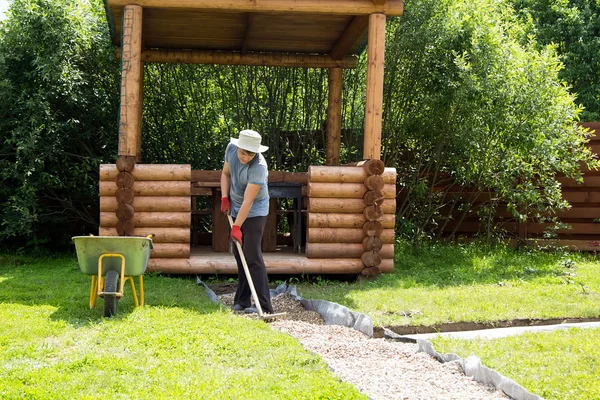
225, 142, 269, 218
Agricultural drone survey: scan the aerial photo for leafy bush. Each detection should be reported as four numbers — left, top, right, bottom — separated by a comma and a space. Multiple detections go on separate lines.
382, 0, 598, 242
510, 0, 600, 121
0, 0, 120, 248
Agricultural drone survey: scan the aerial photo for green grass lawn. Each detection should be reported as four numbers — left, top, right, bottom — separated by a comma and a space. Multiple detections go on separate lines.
2, 241, 599, 400
296, 241, 600, 327
431, 328, 600, 400
293, 240, 600, 400
0, 255, 365, 400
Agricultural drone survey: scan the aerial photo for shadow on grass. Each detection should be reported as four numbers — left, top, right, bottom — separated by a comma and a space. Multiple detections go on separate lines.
0, 253, 221, 327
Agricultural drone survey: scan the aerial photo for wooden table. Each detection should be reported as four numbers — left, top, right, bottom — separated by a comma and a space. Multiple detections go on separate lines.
191, 182, 303, 253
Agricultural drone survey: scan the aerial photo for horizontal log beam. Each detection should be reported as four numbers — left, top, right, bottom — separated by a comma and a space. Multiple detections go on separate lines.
100, 196, 191, 212
307, 212, 394, 229
309, 166, 396, 183
107, 0, 405, 16
306, 242, 393, 258
138, 49, 358, 69
308, 182, 395, 198
150, 243, 190, 258
306, 228, 394, 243
100, 212, 190, 228
99, 227, 190, 243
101, 164, 191, 181
147, 257, 393, 274
308, 198, 395, 213
99, 181, 190, 196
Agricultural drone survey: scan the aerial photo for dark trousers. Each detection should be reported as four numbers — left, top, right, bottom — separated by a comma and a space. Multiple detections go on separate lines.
232, 216, 273, 313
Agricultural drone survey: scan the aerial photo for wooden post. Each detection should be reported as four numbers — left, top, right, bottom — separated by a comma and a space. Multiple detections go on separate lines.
326, 68, 343, 166
136, 61, 144, 162
363, 13, 386, 160
262, 198, 278, 252
118, 4, 143, 158
212, 188, 229, 252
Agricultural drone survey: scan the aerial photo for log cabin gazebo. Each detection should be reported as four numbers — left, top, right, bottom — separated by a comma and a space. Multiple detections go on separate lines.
100, 0, 402, 275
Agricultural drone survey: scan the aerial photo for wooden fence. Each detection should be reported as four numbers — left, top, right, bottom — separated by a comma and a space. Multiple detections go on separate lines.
439, 122, 600, 250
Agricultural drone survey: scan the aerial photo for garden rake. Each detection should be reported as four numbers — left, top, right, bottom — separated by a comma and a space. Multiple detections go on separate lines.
227, 214, 286, 321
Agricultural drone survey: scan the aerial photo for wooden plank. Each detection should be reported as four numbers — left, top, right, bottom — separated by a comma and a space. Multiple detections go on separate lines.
140, 49, 357, 68
326, 68, 343, 165
562, 191, 600, 204
556, 207, 600, 219
118, 5, 143, 158
329, 16, 369, 59
559, 176, 600, 187
363, 13, 386, 160
107, 0, 406, 16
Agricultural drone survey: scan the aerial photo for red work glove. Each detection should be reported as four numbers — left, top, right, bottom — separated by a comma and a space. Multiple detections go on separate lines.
230, 225, 242, 244
220, 197, 230, 214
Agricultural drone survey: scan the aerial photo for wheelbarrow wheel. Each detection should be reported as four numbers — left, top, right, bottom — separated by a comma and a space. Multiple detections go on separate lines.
103, 270, 119, 317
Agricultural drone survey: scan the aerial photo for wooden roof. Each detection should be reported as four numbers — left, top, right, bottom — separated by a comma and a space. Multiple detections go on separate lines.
104, 0, 404, 65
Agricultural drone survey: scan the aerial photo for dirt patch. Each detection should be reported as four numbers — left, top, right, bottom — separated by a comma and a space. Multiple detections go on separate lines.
218, 291, 324, 325
378, 317, 600, 337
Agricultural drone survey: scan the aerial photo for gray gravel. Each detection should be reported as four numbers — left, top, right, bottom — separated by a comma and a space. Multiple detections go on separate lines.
218, 291, 508, 399
271, 320, 508, 400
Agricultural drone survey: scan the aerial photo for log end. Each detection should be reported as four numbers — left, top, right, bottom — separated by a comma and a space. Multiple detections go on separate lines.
116, 219, 135, 236
116, 155, 136, 172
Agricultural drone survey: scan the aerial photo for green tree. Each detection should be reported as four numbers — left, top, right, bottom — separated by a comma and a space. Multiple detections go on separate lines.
510, 0, 600, 121
0, 0, 119, 248
382, 0, 598, 243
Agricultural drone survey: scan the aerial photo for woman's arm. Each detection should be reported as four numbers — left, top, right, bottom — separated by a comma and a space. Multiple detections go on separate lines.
220, 161, 231, 198
234, 183, 261, 227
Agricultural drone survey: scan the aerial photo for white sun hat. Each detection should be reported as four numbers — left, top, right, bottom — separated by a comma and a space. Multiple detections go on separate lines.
230, 129, 269, 153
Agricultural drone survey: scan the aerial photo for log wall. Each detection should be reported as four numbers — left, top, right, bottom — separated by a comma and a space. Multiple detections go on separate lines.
99, 161, 191, 262
307, 161, 397, 275
438, 122, 600, 250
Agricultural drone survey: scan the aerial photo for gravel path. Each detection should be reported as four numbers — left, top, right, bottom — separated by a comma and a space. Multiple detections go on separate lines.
217, 290, 509, 399
271, 320, 507, 400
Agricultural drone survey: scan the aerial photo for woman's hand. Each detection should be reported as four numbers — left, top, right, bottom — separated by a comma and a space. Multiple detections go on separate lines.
230, 225, 242, 244
221, 197, 231, 214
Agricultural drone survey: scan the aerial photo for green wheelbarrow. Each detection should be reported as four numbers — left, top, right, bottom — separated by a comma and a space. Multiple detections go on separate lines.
72, 235, 154, 317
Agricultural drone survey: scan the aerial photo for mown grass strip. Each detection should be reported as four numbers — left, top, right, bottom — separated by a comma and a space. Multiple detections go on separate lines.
431, 328, 600, 400
0, 255, 366, 400
296, 241, 600, 327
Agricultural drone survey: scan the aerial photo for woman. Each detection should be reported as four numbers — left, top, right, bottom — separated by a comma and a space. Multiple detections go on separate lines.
220, 129, 273, 314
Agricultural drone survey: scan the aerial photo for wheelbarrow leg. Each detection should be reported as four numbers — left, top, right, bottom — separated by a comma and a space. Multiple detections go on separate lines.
90, 275, 98, 309
126, 276, 139, 307
139, 275, 144, 307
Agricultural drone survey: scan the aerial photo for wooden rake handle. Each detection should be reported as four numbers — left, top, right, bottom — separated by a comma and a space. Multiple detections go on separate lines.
227, 214, 264, 317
